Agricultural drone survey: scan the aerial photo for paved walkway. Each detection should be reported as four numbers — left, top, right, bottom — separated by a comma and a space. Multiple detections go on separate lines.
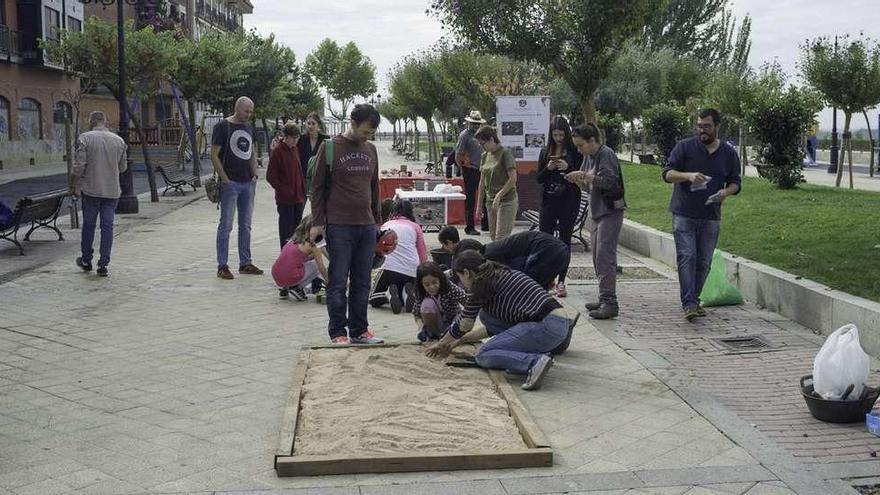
0, 141, 877, 494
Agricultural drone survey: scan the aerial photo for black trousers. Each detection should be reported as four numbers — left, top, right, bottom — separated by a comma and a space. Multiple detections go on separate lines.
461, 166, 480, 229
277, 203, 305, 249
538, 192, 580, 282
510, 241, 571, 289
369, 269, 415, 307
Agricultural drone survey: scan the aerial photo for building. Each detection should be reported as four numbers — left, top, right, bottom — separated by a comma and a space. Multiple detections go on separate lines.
0, 0, 84, 170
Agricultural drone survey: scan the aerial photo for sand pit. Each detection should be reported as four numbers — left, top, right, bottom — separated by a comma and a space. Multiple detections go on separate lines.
294, 346, 526, 456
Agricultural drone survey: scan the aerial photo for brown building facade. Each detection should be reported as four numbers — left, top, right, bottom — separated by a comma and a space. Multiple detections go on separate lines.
0, 0, 84, 169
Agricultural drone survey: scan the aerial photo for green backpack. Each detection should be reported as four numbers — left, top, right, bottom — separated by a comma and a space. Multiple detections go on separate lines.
306, 140, 334, 198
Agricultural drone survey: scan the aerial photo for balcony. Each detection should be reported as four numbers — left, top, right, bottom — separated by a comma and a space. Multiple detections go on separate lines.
0, 24, 25, 63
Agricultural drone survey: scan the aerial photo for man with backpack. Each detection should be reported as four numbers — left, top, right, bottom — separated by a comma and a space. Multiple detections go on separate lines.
309, 104, 384, 345
211, 96, 263, 280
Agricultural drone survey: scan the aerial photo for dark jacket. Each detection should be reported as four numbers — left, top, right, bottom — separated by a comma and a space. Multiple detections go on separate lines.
536, 146, 582, 205
266, 142, 305, 205
297, 133, 329, 182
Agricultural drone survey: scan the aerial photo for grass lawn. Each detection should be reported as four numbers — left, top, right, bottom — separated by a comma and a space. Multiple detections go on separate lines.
418, 141, 456, 156
621, 162, 880, 302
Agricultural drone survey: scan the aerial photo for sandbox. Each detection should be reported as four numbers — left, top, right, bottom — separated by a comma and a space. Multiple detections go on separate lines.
274, 344, 552, 476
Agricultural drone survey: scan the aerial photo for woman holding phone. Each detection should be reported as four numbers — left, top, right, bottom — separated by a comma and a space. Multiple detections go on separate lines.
535, 116, 583, 297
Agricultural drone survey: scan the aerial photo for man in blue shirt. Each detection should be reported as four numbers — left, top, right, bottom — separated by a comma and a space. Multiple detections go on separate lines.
662, 108, 742, 322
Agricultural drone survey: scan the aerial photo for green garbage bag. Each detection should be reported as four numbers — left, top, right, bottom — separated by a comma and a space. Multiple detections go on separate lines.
699, 249, 743, 307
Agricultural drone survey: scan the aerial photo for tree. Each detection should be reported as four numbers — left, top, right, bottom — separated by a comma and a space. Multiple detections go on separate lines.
746, 69, 822, 189
170, 32, 250, 186
701, 66, 757, 173
283, 71, 323, 123
430, 0, 662, 123
305, 39, 377, 127
642, 102, 691, 167
44, 17, 178, 203
801, 35, 880, 188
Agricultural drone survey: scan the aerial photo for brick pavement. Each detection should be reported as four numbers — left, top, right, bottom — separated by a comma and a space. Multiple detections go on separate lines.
0, 140, 872, 494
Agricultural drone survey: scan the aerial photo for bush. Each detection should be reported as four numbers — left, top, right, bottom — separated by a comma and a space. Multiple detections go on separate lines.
598, 112, 625, 151
747, 87, 822, 189
642, 102, 691, 166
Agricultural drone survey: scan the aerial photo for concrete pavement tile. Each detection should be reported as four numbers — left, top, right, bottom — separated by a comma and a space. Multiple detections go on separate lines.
627, 487, 691, 494
701, 482, 758, 494
502, 471, 644, 494
69, 478, 143, 495
53, 468, 116, 490
742, 482, 797, 495
9, 478, 72, 495
219, 488, 360, 495
635, 465, 776, 487
0, 469, 46, 490
679, 488, 732, 495
149, 467, 271, 493
359, 479, 506, 495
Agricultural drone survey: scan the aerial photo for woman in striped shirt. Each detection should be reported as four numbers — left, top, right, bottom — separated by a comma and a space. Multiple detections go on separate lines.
425, 250, 578, 390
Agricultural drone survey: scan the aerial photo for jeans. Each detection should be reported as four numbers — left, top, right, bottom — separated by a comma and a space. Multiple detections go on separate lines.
326, 224, 376, 339
672, 214, 721, 310
277, 203, 305, 250
216, 180, 256, 269
80, 194, 119, 267
590, 210, 624, 304
461, 166, 480, 229
475, 311, 570, 374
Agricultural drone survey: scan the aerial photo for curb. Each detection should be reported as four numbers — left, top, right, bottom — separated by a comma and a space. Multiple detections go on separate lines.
618, 218, 880, 356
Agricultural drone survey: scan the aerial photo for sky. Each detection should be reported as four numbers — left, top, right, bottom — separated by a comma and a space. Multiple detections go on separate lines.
245, 0, 880, 131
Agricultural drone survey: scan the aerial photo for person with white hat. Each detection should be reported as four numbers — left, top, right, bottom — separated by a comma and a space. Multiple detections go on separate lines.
455, 110, 488, 235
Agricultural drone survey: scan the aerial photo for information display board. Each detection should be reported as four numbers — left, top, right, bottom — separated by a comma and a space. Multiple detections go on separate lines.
495, 96, 551, 213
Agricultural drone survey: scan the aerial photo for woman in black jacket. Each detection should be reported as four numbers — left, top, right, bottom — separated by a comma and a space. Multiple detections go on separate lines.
536, 116, 583, 297
296, 112, 330, 186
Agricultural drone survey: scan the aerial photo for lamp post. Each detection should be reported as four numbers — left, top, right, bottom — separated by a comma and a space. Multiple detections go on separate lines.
828, 36, 840, 175
78, 0, 140, 213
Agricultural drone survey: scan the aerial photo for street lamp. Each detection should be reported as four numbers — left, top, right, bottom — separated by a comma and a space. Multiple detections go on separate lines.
828, 35, 840, 175
78, 0, 140, 213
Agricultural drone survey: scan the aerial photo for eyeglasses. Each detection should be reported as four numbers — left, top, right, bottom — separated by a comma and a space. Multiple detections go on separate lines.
306, 121, 317, 126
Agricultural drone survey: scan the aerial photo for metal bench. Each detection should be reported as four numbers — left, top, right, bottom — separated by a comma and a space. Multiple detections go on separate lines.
156, 164, 198, 196
0, 189, 69, 255
521, 190, 591, 251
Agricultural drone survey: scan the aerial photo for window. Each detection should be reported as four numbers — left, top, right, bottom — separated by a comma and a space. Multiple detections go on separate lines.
0, 97, 9, 141
17, 98, 42, 140
53, 101, 72, 125
44, 7, 60, 42
67, 17, 82, 33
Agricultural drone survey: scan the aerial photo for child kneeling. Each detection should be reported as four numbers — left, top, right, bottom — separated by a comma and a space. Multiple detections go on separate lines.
272, 215, 328, 301
411, 262, 467, 341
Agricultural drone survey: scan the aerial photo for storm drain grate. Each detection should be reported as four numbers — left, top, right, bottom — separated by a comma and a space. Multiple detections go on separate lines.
711, 335, 773, 353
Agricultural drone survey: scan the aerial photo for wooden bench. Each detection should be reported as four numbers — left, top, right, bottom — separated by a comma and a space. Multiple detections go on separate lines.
0, 189, 69, 255
521, 190, 590, 251
156, 164, 199, 196
638, 153, 658, 165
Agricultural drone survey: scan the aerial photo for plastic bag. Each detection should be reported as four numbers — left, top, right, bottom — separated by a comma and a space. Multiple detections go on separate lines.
699, 250, 743, 307
813, 324, 870, 401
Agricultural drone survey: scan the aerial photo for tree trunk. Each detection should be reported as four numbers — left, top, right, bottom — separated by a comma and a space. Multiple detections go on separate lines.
629, 120, 635, 163
865, 110, 875, 178
848, 131, 854, 190
128, 112, 159, 203
739, 125, 747, 175
187, 100, 202, 187
580, 97, 597, 124
835, 112, 852, 187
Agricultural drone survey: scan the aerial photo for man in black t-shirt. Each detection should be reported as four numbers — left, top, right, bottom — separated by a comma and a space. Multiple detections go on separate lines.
211, 96, 263, 280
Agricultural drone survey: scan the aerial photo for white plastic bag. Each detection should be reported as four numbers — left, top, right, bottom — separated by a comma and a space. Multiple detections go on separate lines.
813, 324, 870, 400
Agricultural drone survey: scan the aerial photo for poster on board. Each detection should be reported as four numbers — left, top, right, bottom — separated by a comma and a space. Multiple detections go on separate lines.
495, 96, 551, 213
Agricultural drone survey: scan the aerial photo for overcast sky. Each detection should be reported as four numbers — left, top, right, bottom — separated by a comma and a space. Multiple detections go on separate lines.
245, 0, 880, 130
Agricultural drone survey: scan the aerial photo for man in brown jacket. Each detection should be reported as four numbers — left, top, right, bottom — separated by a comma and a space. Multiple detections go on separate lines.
310, 104, 384, 345
71, 111, 127, 277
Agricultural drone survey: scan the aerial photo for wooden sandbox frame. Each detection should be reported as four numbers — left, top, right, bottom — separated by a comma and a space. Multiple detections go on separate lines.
274, 344, 553, 476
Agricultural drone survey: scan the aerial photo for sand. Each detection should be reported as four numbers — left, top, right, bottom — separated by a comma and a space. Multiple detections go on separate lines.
293, 346, 528, 456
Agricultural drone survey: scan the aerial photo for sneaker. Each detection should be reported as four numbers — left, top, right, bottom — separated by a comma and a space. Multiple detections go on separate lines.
522, 355, 554, 391
550, 312, 580, 356
554, 282, 567, 298
696, 305, 707, 317
239, 263, 264, 275
464, 227, 480, 236
279, 288, 289, 300
96, 266, 109, 277
403, 282, 415, 313
217, 266, 234, 280
75, 257, 92, 272
350, 330, 385, 344
388, 284, 403, 314
684, 306, 700, 322
584, 301, 601, 311
290, 286, 307, 301
589, 303, 619, 320
331, 336, 350, 345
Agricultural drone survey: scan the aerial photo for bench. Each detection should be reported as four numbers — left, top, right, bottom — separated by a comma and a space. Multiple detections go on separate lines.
522, 190, 591, 251
638, 153, 658, 165
156, 164, 199, 196
0, 189, 69, 255
404, 145, 418, 161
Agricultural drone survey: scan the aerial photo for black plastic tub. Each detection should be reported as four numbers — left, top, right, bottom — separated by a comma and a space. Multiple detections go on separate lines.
430, 248, 452, 269
800, 375, 880, 423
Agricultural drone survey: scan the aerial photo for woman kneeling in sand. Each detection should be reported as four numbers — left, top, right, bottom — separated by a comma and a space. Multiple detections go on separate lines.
425, 249, 578, 390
